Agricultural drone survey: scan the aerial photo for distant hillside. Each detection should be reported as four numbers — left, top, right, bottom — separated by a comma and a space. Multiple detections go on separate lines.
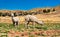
0, 6, 60, 17
0, 6, 60, 23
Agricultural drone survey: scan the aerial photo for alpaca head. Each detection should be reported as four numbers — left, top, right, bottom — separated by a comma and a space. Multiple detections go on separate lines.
11, 13, 14, 17
37, 20, 44, 25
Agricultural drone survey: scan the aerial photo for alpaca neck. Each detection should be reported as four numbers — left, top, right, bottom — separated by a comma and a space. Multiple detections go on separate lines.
11, 16, 14, 21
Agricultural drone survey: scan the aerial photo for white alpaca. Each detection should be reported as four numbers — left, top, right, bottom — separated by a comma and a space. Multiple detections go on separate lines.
25, 15, 44, 28
11, 13, 19, 26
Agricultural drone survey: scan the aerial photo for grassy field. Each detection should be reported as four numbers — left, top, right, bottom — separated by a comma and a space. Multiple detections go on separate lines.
0, 23, 60, 37
0, 23, 60, 31
0, 13, 60, 37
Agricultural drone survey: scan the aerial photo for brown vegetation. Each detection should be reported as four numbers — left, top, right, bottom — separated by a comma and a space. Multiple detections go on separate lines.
0, 6, 60, 23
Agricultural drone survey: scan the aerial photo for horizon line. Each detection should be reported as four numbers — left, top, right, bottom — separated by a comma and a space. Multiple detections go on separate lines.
0, 5, 60, 10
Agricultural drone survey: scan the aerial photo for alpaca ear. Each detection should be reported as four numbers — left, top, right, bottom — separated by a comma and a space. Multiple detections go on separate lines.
11, 13, 14, 16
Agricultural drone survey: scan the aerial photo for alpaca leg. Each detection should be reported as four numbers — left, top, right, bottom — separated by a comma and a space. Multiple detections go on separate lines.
27, 22, 29, 29
16, 21, 18, 26
32, 22, 35, 29
15, 22, 17, 27
25, 21, 29, 29
25, 21, 28, 28
13, 21, 15, 26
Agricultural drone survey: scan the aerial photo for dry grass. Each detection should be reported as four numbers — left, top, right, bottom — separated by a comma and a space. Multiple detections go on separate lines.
0, 23, 60, 37
0, 12, 60, 24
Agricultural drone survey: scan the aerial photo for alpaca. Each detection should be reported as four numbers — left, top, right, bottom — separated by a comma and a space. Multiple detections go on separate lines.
24, 15, 44, 28
11, 13, 19, 27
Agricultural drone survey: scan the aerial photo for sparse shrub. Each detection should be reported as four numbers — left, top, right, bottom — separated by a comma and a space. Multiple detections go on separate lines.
23, 12, 28, 15
47, 9, 50, 12
43, 9, 50, 13
0, 12, 2, 16
2, 13, 6, 17
7, 13, 11, 17
29, 12, 32, 15
5, 13, 8, 16
43, 9, 47, 13
34, 12, 38, 15
52, 8, 55, 11
25, 12, 29, 15
18, 12, 22, 16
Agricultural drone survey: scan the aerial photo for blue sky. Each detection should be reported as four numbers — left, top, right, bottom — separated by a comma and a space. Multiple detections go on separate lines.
0, 0, 60, 10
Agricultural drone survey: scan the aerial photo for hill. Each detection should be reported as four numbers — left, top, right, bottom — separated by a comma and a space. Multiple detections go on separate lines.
0, 6, 60, 23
